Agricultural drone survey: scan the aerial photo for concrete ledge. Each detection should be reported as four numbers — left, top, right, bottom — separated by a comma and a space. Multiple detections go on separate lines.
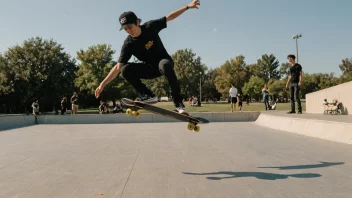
255, 113, 352, 144
0, 115, 35, 131
37, 112, 260, 124
0, 112, 261, 130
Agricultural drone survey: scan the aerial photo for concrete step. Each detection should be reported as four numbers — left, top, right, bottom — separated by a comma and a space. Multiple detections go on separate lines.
255, 112, 352, 144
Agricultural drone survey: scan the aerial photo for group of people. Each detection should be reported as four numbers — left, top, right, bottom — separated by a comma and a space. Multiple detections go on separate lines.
32, 92, 79, 115
261, 54, 303, 113
227, 54, 303, 113
98, 101, 123, 114
229, 85, 243, 112
58, 92, 79, 115
188, 96, 199, 106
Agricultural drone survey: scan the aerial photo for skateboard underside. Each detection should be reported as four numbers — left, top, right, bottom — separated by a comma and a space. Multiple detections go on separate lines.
121, 98, 209, 132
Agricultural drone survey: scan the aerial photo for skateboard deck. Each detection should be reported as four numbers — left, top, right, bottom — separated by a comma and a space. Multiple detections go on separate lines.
120, 98, 209, 132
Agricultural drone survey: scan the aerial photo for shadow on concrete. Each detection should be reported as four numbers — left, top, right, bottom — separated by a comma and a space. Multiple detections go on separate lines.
258, 161, 344, 170
182, 171, 321, 181
0, 125, 34, 132
342, 103, 349, 115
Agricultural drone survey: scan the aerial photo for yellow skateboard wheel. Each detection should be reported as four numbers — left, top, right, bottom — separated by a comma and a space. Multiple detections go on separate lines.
194, 125, 200, 132
187, 123, 195, 130
126, 108, 132, 116
134, 111, 140, 118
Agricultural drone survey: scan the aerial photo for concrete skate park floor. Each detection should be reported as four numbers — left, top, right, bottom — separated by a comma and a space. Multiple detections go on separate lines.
1, 122, 352, 198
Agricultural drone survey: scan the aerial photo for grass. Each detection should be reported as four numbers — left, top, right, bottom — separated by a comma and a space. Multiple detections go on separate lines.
140, 101, 306, 113
67, 101, 306, 114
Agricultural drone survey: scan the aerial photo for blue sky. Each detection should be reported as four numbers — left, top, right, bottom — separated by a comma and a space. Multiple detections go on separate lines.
1, 0, 351, 76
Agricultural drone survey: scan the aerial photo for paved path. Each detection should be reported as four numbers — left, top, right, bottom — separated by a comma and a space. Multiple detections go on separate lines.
0, 123, 351, 198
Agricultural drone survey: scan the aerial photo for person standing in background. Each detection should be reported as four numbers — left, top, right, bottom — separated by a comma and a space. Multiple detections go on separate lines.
71, 92, 79, 115
237, 93, 243, 112
229, 84, 238, 112
286, 54, 303, 114
262, 85, 270, 111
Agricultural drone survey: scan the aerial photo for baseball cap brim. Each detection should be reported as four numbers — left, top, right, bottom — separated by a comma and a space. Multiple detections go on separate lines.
119, 23, 133, 31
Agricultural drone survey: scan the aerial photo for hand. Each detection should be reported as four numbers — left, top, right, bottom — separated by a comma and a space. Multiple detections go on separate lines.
95, 84, 105, 99
188, 0, 200, 9
298, 81, 302, 86
285, 84, 288, 89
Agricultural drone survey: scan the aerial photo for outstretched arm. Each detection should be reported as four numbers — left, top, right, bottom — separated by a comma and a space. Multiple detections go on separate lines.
166, 0, 200, 22
95, 63, 123, 98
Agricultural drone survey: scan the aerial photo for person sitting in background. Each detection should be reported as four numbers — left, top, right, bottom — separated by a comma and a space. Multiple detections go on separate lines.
191, 97, 198, 106
99, 101, 109, 114
32, 98, 39, 115
113, 103, 123, 113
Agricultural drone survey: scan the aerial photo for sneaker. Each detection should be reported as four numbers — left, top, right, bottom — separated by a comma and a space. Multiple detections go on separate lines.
287, 111, 296, 114
297, 111, 302, 114
138, 94, 158, 104
174, 102, 188, 115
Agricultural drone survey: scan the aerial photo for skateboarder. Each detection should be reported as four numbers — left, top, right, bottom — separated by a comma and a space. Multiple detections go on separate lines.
94, 0, 201, 114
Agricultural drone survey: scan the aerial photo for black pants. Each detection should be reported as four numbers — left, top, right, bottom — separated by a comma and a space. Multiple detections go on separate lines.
263, 98, 270, 110
290, 83, 302, 112
120, 58, 182, 105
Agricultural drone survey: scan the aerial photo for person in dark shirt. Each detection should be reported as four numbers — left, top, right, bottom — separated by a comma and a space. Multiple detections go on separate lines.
99, 101, 109, 114
237, 94, 243, 112
61, 97, 67, 115
285, 54, 303, 114
262, 85, 270, 111
94, 0, 200, 115
70, 92, 79, 115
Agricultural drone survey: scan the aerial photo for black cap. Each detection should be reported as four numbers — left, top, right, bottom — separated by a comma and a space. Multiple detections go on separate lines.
119, 11, 138, 31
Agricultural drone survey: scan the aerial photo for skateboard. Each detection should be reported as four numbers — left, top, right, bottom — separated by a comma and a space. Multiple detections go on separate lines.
120, 98, 209, 132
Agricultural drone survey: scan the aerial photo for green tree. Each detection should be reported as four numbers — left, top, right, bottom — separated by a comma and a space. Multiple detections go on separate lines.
242, 76, 265, 101
268, 79, 288, 101
339, 58, 352, 83
256, 54, 281, 82
201, 68, 221, 100
246, 63, 261, 77
280, 62, 291, 77
339, 58, 352, 75
75, 44, 128, 106
143, 77, 170, 98
172, 48, 207, 99
214, 55, 248, 97
299, 73, 339, 99
0, 37, 76, 113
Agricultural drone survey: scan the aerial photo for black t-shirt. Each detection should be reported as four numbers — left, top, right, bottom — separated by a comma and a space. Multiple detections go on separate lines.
118, 16, 171, 65
290, 63, 302, 83
61, 100, 67, 108
71, 96, 78, 105
238, 96, 243, 103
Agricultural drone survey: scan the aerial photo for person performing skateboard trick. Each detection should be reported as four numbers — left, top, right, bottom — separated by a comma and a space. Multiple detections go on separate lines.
94, 0, 201, 115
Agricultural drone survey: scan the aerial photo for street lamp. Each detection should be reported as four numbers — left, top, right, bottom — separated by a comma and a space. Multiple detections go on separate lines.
199, 72, 202, 102
292, 34, 302, 63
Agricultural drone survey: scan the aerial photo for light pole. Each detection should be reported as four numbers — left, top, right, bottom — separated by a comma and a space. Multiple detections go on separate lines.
292, 34, 302, 63
199, 72, 202, 102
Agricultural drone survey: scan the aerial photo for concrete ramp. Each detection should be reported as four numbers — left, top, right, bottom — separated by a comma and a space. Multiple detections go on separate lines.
255, 112, 352, 144
306, 81, 352, 115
